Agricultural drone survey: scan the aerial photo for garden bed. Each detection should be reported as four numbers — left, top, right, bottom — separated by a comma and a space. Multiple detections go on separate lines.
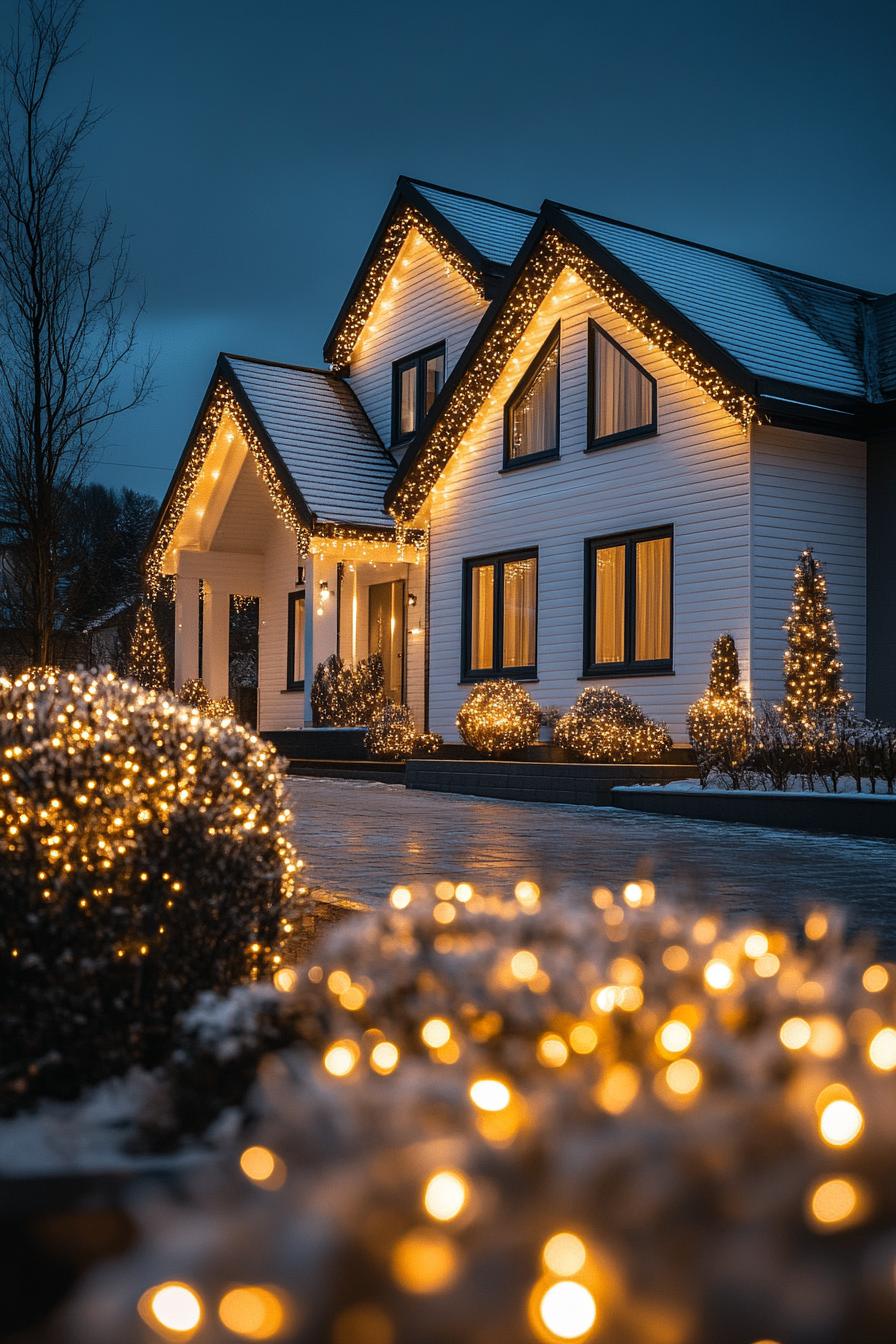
613, 785, 896, 839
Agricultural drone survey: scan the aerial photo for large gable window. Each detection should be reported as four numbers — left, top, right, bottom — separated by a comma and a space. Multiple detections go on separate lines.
463, 549, 538, 680
504, 324, 560, 469
587, 320, 656, 450
392, 343, 445, 445
585, 528, 672, 675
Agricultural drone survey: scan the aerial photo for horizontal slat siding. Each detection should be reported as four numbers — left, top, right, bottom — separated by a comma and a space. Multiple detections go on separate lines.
749, 427, 866, 711
348, 232, 487, 448
427, 276, 752, 742
258, 518, 304, 731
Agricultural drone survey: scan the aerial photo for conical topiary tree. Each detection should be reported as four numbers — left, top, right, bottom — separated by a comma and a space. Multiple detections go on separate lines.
687, 634, 754, 786
128, 602, 169, 691
781, 549, 849, 731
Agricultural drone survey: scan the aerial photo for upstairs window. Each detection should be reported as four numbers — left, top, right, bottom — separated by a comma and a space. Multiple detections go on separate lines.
585, 528, 672, 675
392, 342, 445, 444
504, 324, 560, 468
463, 549, 538, 680
588, 320, 656, 450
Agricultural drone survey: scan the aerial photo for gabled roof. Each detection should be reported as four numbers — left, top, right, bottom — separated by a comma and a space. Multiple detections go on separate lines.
223, 354, 395, 528
322, 177, 536, 368
556, 204, 875, 401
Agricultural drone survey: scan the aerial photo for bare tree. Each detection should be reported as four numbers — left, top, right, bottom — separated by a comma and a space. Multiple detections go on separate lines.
0, 0, 152, 664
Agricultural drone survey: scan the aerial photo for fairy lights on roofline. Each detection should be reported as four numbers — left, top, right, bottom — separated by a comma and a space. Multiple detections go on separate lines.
390, 230, 761, 521
145, 382, 310, 595
329, 206, 487, 370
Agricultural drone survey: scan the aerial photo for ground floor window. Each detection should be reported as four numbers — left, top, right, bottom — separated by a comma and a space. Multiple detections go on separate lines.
462, 549, 538, 679
286, 589, 305, 689
584, 528, 672, 675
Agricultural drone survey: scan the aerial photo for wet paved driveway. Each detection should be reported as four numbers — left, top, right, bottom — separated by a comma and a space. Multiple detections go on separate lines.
287, 778, 896, 948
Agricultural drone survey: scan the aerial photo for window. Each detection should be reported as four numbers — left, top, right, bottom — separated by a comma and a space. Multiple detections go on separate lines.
584, 529, 672, 675
587, 320, 656, 450
286, 590, 305, 689
391, 343, 445, 444
504, 323, 560, 468
463, 550, 538, 680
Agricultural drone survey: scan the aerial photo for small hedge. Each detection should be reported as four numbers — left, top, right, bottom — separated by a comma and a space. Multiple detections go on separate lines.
554, 687, 671, 762
0, 668, 300, 1109
456, 680, 541, 756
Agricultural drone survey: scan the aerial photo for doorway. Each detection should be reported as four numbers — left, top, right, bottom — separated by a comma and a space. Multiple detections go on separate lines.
368, 579, 405, 702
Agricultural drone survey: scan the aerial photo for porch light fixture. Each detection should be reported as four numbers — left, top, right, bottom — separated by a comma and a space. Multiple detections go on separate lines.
408, 593, 418, 607
319, 580, 331, 601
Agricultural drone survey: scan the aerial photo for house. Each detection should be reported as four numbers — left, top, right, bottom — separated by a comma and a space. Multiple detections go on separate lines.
146, 177, 896, 742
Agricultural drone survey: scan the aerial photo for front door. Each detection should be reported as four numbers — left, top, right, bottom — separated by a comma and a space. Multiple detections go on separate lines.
368, 579, 405, 702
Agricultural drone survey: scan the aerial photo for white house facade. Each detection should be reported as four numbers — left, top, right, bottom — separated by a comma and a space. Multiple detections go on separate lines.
146, 178, 895, 742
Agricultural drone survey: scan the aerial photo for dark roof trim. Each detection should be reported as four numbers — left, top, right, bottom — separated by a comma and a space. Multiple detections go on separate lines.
322, 177, 510, 366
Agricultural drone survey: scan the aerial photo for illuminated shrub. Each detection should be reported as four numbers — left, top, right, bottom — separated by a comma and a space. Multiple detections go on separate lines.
207, 696, 237, 718
456, 680, 541, 756
66, 882, 896, 1344
687, 635, 755, 786
0, 668, 300, 1108
311, 652, 385, 726
554, 687, 671, 762
177, 677, 210, 710
415, 731, 443, 755
365, 701, 417, 759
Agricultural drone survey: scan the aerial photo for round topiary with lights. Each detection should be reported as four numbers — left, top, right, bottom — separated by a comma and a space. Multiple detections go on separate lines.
64, 880, 896, 1344
178, 677, 211, 710
0, 667, 302, 1107
456, 680, 541, 756
554, 688, 671, 762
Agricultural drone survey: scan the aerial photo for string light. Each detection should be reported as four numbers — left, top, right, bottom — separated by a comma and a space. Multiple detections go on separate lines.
456, 680, 542, 756
128, 604, 169, 690
554, 688, 671, 762
687, 634, 754, 786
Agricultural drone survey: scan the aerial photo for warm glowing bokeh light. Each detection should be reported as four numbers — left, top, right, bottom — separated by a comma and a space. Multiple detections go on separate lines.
323, 1039, 360, 1077
421, 1017, 452, 1049
868, 1026, 896, 1071
142, 1282, 203, 1336
389, 885, 412, 910
217, 1286, 286, 1340
423, 1170, 469, 1222
818, 1098, 864, 1147
538, 1279, 598, 1340
370, 1040, 400, 1075
511, 949, 539, 982
469, 1078, 511, 1111
390, 1229, 458, 1294
807, 1176, 864, 1229
542, 1232, 587, 1277
703, 959, 734, 991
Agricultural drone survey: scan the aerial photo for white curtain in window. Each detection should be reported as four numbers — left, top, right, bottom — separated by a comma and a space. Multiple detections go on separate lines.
470, 565, 495, 670
399, 365, 417, 436
424, 353, 444, 416
510, 341, 559, 460
292, 596, 305, 683
594, 331, 653, 440
594, 545, 625, 664
635, 537, 671, 661
502, 556, 537, 667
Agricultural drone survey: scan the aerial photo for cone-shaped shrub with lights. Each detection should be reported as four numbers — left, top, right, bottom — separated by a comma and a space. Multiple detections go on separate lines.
456, 680, 541, 756
128, 602, 168, 691
687, 634, 755, 786
65, 880, 896, 1344
311, 652, 385, 726
554, 687, 671, 762
782, 548, 850, 731
0, 668, 301, 1108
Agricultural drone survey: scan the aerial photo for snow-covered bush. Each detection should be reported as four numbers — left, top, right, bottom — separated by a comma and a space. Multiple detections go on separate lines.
554, 687, 671, 762
311, 652, 384, 726
456, 680, 541, 756
65, 882, 896, 1344
748, 702, 795, 790
865, 720, 896, 794
0, 668, 301, 1109
365, 701, 417, 758
687, 634, 754, 786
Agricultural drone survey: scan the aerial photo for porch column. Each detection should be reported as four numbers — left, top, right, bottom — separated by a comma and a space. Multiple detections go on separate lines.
201, 581, 230, 700
302, 552, 315, 726
174, 575, 200, 689
302, 553, 340, 725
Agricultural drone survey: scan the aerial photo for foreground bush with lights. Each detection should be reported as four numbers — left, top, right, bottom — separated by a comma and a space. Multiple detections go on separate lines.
554, 687, 671, 763
0, 668, 300, 1108
456, 679, 541, 756
67, 879, 896, 1344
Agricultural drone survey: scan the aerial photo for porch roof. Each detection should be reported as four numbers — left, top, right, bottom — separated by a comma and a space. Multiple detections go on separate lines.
223, 353, 397, 530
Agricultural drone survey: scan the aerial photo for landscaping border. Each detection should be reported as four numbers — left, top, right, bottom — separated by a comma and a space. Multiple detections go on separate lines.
611, 787, 896, 840
405, 759, 698, 805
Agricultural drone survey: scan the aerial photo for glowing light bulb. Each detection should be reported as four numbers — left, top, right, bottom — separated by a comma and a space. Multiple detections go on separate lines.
469, 1077, 511, 1111
142, 1282, 203, 1335
538, 1280, 597, 1340
818, 1098, 864, 1147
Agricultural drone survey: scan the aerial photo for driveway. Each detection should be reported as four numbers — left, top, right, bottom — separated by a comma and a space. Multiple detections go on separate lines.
286, 778, 896, 948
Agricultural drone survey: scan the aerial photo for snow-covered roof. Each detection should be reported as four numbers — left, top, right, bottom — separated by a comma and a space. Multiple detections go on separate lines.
410, 180, 536, 268
223, 355, 396, 529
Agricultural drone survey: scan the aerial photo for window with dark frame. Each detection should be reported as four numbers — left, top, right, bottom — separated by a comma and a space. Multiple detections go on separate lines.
285, 590, 306, 690
587, 319, 657, 451
584, 528, 672, 676
391, 342, 445, 445
462, 549, 538, 680
504, 323, 560, 468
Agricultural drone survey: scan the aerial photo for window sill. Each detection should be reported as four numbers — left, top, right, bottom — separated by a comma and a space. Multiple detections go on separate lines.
499, 451, 560, 474
460, 675, 539, 685
281, 686, 305, 694
584, 426, 657, 453
579, 666, 674, 680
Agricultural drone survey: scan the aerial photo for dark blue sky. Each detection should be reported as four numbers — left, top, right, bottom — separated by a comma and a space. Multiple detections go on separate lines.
41, 0, 896, 499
